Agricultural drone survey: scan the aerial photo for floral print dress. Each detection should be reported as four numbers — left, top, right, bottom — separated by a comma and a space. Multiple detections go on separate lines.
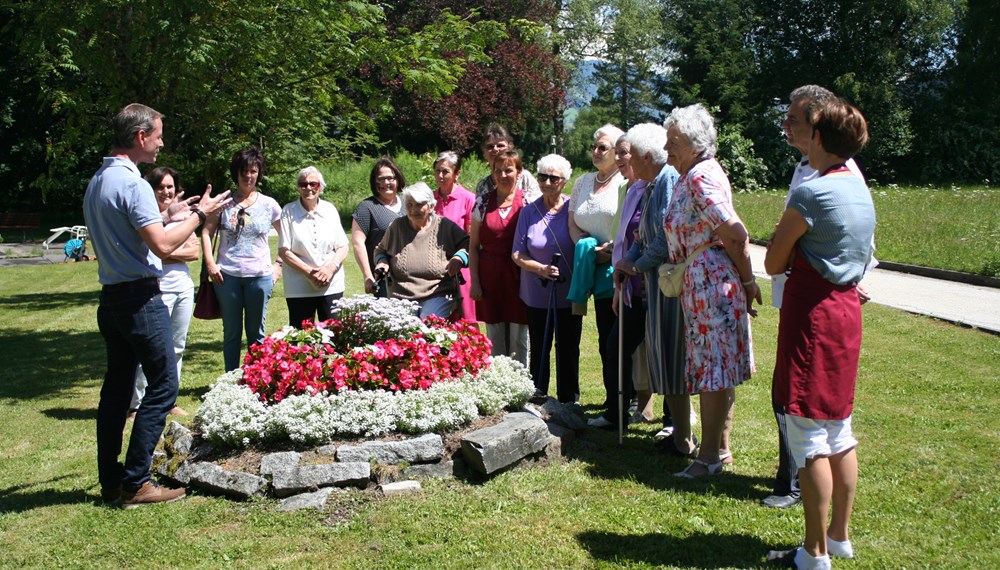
663, 158, 754, 393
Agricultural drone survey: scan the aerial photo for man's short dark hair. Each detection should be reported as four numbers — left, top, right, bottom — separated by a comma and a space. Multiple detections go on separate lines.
113, 104, 162, 149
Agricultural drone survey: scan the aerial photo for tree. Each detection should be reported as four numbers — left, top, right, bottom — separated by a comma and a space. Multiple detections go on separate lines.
589, 0, 666, 130
0, 1, 498, 212
377, 1, 567, 160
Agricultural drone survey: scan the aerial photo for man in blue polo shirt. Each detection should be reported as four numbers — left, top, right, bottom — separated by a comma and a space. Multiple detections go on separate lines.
84, 103, 230, 508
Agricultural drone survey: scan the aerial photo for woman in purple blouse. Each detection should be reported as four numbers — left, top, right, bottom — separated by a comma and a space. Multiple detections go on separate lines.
512, 154, 581, 403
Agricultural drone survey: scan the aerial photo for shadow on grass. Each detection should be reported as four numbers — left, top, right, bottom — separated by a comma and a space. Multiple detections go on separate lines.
577, 529, 772, 569
0, 327, 105, 400
0, 290, 100, 311
0, 475, 92, 514
41, 407, 97, 421
564, 431, 774, 501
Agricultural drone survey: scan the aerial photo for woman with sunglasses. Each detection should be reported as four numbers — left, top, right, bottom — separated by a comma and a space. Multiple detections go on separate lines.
201, 147, 282, 372
278, 166, 349, 327
351, 156, 406, 297
512, 154, 581, 403
567, 124, 625, 411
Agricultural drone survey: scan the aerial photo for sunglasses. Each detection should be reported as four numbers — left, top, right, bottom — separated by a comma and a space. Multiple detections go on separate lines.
591, 143, 611, 152
537, 173, 564, 183
297, 181, 321, 189
235, 207, 251, 238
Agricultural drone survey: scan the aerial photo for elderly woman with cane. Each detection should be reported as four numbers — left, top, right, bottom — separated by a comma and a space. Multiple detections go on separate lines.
374, 182, 469, 319
764, 98, 874, 570
512, 154, 580, 403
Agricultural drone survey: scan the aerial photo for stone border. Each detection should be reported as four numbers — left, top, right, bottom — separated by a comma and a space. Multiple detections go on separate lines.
154, 398, 586, 511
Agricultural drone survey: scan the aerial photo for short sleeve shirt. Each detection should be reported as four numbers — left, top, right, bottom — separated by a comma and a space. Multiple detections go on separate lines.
216, 193, 282, 277
512, 198, 574, 309
82, 157, 164, 285
279, 199, 349, 297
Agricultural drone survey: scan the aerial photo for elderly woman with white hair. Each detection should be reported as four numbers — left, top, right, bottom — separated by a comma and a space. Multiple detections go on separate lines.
661, 104, 761, 479
279, 166, 350, 327
614, 123, 686, 440
374, 182, 470, 318
512, 154, 581, 403
567, 124, 626, 410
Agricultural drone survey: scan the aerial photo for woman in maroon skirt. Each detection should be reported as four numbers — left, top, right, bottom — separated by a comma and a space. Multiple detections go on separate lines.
469, 149, 532, 368
764, 98, 875, 570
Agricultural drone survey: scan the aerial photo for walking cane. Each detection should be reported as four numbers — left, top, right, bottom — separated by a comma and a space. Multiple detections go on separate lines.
537, 253, 562, 400
617, 273, 625, 446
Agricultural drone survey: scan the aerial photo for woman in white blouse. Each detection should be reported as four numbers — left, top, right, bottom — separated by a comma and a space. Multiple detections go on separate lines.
279, 166, 349, 327
568, 124, 625, 408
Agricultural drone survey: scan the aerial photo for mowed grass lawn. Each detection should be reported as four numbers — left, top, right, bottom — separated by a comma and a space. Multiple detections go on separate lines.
734, 185, 1000, 277
1, 240, 998, 569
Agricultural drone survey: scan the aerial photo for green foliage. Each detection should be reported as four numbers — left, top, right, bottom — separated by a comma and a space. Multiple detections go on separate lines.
716, 123, 769, 193
0, 1, 499, 214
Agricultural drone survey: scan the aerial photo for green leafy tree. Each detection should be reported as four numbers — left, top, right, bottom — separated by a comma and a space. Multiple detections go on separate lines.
0, 1, 497, 212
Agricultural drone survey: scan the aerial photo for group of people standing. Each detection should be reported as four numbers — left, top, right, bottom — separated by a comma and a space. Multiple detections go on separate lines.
87, 85, 876, 570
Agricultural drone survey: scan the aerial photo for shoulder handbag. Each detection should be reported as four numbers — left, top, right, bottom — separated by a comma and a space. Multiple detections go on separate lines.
193, 232, 222, 320
658, 242, 712, 297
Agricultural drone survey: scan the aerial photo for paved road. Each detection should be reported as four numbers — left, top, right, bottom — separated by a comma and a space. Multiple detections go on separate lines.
748, 244, 1000, 335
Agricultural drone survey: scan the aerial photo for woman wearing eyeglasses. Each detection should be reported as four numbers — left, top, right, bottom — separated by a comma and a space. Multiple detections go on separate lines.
512, 154, 581, 403
201, 147, 283, 372
278, 166, 349, 327
567, 124, 625, 410
351, 156, 406, 297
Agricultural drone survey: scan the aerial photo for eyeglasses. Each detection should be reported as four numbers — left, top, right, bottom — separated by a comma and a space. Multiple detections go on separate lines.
483, 143, 508, 150
297, 181, 321, 189
592, 143, 611, 152
537, 173, 564, 184
376, 175, 397, 183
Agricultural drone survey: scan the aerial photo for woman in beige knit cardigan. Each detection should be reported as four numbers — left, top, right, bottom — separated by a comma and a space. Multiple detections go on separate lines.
373, 182, 470, 318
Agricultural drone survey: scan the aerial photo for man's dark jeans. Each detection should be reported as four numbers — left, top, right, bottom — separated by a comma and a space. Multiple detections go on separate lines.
96, 278, 178, 492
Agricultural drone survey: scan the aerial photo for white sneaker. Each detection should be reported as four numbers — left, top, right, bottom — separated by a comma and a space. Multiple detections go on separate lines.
653, 426, 674, 440
587, 416, 613, 428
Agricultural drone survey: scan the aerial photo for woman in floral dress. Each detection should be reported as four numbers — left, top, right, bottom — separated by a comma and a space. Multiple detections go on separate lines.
663, 104, 761, 478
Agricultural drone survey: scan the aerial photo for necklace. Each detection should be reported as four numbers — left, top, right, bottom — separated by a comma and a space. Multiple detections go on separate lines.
595, 169, 619, 185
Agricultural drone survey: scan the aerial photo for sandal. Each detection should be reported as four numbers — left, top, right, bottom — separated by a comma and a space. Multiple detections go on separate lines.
673, 459, 724, 479
719, 450, 733, 465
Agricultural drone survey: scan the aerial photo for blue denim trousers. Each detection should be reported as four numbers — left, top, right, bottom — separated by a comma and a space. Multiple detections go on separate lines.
96, 278, 178, 491
214, 273, 273, 372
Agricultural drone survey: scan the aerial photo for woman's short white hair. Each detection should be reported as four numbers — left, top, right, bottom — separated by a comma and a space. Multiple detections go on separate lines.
536, 154, 572, 180
297, 165, 326, 190
594, 123, 625, 143
664, 104, 717, 158
401, 181, 437, 210
623, 123, 668, 165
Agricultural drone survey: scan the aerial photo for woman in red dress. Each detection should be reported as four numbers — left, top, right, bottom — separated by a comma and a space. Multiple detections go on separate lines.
469, 149, 531, 367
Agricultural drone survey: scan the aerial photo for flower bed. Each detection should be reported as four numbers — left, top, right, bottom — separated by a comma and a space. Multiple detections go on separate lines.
195, 296, 534, 448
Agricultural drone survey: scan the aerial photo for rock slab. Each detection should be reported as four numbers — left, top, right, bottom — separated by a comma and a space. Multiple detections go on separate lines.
271, 462, 371, 496
184, 461, 269, 499
402, 460, 456, 480
336, 434, 445, 464
279, 487, 335, 511
460, 412, 551, 475
260, 451, 301, 476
